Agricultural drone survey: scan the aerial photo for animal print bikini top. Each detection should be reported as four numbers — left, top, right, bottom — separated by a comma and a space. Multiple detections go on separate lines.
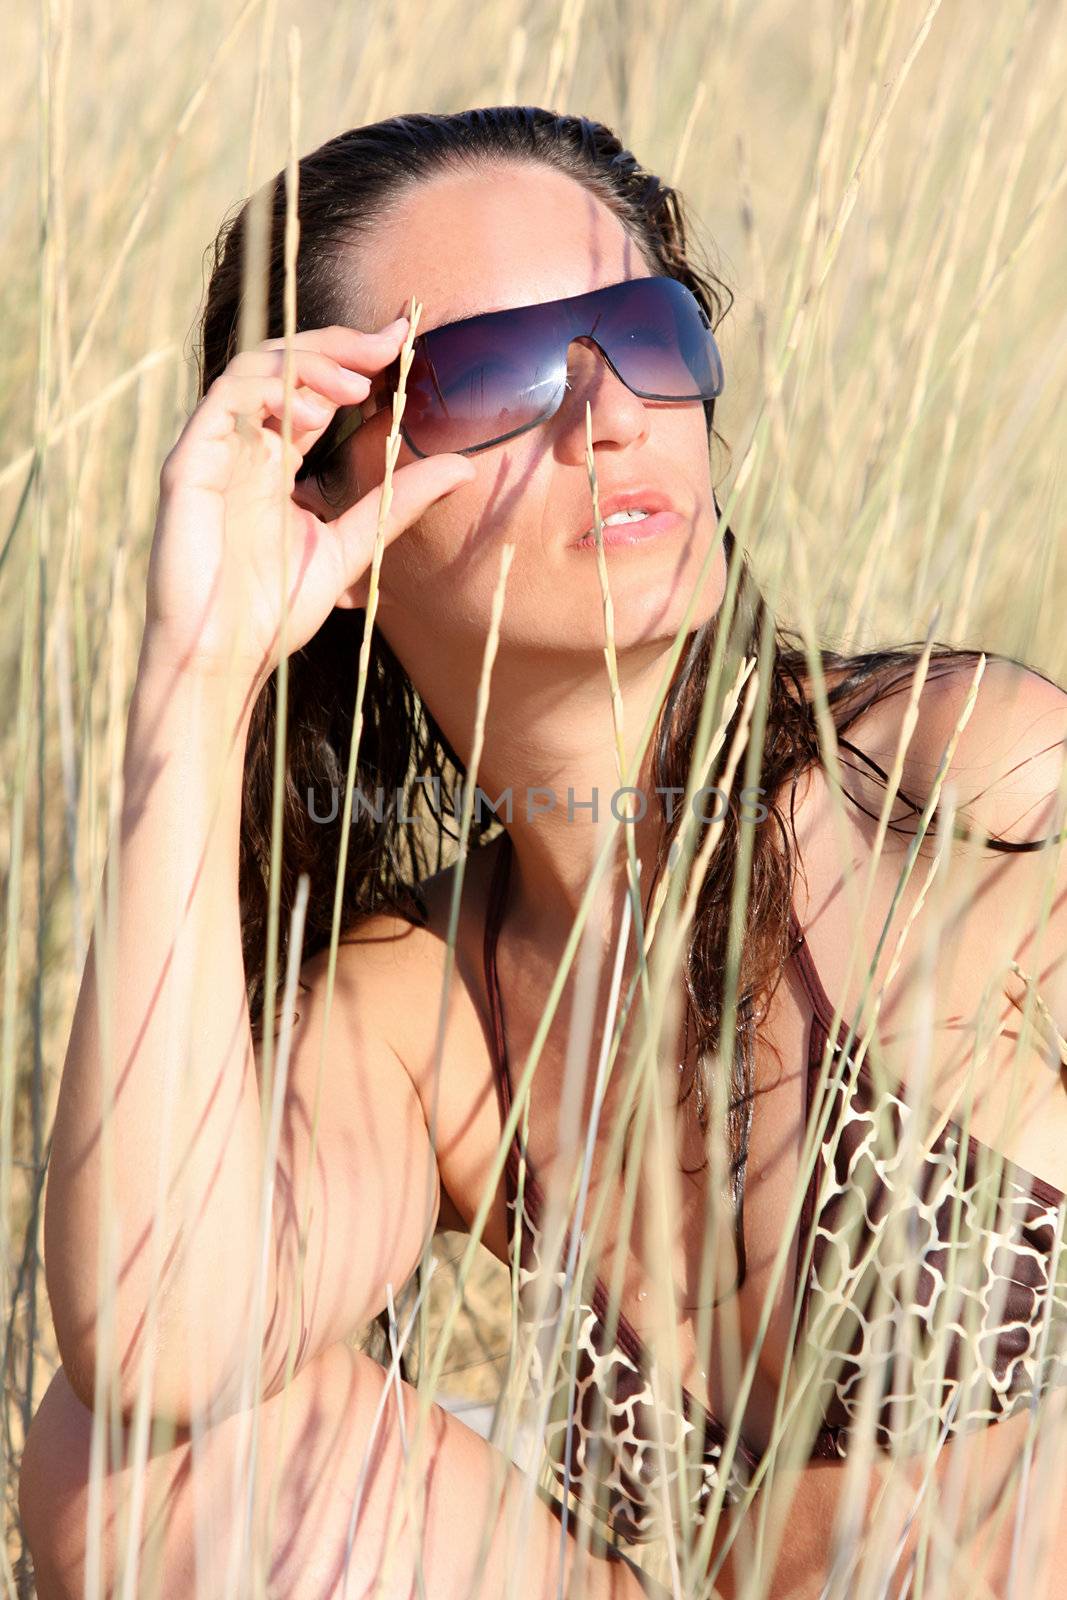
482, 830, 1067, 1546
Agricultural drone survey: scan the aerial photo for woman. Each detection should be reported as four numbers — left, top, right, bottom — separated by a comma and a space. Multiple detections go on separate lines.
20, 107, 1067, 1599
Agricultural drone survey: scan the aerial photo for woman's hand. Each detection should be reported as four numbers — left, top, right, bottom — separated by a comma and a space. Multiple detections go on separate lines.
144, 319, 474, 689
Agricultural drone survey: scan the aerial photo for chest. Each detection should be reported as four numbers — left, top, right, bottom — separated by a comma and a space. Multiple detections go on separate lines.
467, 917, 820, 1457
427, 792, 1067, 1474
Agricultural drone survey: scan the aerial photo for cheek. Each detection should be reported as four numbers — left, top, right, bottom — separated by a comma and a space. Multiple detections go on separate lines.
662, 406, 712, 467
424, 441, 552, 558
376, 478, 505, 607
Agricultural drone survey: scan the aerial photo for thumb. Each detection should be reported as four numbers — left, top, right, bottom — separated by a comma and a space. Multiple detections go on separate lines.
332, 454, 476, 602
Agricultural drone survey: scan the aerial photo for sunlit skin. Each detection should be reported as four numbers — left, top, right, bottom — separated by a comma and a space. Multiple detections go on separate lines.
294, 162, 728, 948
21, 151, 1067, 1600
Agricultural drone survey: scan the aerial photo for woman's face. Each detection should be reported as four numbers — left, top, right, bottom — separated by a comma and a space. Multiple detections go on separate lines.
334, 161, 726, 661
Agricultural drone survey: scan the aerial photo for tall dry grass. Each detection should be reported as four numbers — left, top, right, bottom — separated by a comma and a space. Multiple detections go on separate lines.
3, 0, 1067, 1595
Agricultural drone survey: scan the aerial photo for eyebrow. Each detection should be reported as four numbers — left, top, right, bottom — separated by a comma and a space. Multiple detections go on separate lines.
412, 300, 502, 336
413, 273, 653, 337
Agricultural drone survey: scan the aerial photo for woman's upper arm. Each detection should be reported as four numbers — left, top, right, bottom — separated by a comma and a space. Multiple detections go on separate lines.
258, 917, 443, 1398
835, 658, 1067, 1188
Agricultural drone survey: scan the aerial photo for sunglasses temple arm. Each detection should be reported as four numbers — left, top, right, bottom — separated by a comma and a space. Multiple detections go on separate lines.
319, 390, 393, 459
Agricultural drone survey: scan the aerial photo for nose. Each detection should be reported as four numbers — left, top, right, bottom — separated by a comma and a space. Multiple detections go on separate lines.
551, 335, 650, 462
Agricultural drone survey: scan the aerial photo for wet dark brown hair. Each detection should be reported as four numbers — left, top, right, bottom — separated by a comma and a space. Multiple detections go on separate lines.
196, 105, 1050, 1306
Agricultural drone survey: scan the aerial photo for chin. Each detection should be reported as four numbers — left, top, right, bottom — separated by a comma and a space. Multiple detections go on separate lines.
617, 549, 726, 642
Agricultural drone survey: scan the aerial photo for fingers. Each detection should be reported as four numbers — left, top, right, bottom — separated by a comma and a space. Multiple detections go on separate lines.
256, 319, 410, 376
331, 454, 476, 592
196, 368, 356, 456
196, 322, 412, 460
225, 347, 374, 406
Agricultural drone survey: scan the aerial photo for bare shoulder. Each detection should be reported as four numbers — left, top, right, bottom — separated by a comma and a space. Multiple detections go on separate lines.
852, 653, 1067, 833
323, 837, 510, 1237
793, 653, 1067, 1192
323, 841, 498, 1060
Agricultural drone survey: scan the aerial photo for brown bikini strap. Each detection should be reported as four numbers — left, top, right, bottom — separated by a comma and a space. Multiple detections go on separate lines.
786, 907, 837, 1033
486, 828, 835, 1072
482, 831, 514, 1114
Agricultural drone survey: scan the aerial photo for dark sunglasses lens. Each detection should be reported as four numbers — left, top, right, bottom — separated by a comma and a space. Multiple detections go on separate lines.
398, 277, 723, 456
402, 310, 565, 456
602, 278, 723, 400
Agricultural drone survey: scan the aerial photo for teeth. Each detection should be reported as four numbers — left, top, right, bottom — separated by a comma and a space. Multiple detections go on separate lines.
603, 508, 651, 525
579, 508, 657, 540
579, 508, 655, 540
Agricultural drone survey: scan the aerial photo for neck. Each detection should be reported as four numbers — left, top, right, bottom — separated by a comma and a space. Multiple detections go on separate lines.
427, 632, 695, 949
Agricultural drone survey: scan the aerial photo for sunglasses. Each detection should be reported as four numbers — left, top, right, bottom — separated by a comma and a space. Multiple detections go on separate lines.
331, 274, 725, 460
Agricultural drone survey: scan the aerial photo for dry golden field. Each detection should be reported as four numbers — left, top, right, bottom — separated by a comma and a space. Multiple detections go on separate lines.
4, 0, 1067, 1594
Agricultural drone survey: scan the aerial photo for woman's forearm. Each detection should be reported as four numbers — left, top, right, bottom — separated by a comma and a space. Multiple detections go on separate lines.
23, 1342, 656, 1600
43, 634, 277, 1426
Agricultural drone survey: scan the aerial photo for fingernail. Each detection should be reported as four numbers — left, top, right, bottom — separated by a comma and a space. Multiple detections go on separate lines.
383, 315, 409, 332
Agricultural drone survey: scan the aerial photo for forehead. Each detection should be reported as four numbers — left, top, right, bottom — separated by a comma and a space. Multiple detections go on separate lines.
353, 162, 651, 334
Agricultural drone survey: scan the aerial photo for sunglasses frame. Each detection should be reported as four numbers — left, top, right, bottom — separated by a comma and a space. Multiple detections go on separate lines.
329, 274, 724, 461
